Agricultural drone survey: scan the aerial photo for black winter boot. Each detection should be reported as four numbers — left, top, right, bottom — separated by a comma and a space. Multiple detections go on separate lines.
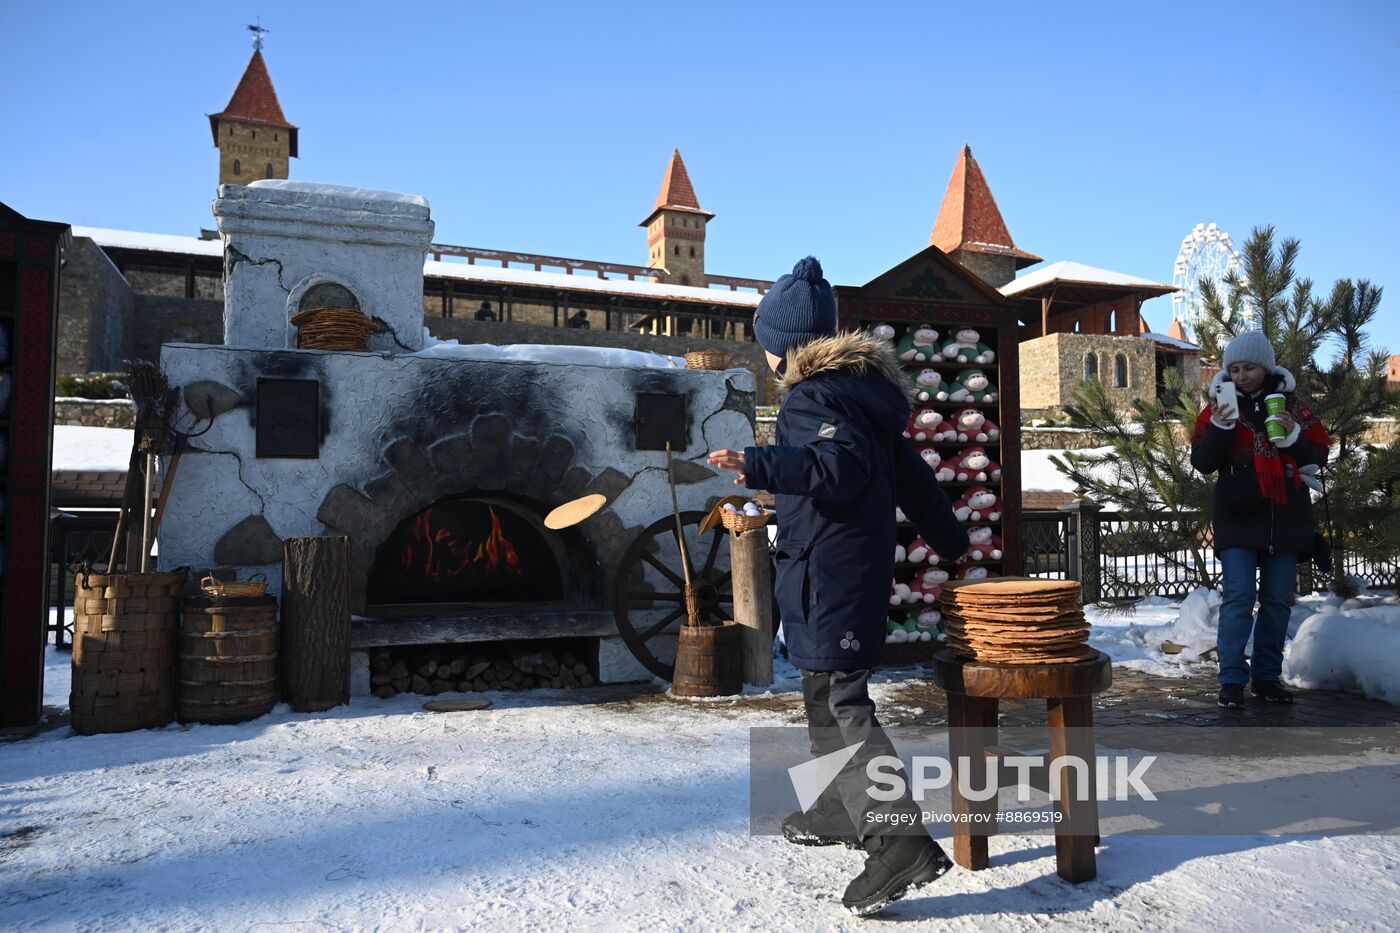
1251, 681, 1294, 703
1218, 684, 1245, 709
841, 834, 952, 916
781, 802, 861, 849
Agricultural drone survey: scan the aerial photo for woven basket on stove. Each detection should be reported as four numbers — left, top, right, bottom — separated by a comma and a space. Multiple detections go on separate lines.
685, 349, 732, 371
290, 306, 381, 352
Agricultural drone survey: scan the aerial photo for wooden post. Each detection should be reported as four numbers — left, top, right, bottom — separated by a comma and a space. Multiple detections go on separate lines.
729, 528, 773, 686
281, 535, 351, 712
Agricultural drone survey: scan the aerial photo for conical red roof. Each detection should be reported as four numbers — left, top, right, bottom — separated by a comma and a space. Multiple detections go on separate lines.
640, 149, 714, 226
929, 145, 1039, 268
209, 51, 298, 155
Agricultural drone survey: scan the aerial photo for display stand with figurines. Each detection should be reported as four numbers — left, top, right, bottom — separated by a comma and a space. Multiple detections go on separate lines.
834, 246, 1022, 667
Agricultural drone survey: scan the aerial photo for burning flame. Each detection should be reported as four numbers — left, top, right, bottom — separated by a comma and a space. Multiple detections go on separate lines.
401, 505, 523, 582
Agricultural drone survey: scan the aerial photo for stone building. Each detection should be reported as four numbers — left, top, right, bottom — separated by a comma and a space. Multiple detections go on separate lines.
928, 145, 1041, 289
641, 150, 711, 288
209, 50, 298, 187
1017, 332, 1157, 416
925, 146, 1196, 419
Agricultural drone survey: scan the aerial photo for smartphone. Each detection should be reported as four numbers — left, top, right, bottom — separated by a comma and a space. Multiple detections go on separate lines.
1214, 380, 1239, 418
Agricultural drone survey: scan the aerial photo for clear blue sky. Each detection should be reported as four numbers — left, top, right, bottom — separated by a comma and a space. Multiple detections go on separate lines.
5, 0, 1397, 354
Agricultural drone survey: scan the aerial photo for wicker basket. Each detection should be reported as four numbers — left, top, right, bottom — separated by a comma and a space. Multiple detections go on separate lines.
685, 349, 732, 371
721, 507, 772, 534
71, 569, 187, 735
201, 572, 269, 599
290, 306, 382, 351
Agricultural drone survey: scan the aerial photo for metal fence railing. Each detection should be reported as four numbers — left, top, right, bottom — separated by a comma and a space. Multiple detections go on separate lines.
1021, 508, 1400, 601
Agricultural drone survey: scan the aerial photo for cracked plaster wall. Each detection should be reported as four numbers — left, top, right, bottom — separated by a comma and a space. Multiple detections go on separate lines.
156, 344, 756, 612
214, 181, 435, 352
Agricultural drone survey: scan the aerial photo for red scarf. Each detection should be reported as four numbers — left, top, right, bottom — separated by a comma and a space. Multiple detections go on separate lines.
1192, 394, 1330, 505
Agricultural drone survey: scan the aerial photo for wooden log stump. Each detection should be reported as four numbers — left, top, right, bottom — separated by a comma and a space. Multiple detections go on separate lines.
730, 528, 774, 687
281, 535, 351, 712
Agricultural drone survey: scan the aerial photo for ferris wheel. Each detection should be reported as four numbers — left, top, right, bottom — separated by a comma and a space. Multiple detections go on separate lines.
1172, 223, 1244, 337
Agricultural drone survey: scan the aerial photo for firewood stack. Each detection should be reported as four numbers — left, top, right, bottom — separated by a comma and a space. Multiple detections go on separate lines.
369, 646, 595, 698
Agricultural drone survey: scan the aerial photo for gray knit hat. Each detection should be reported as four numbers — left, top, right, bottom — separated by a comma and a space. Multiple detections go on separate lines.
1223, 329, 1276, 371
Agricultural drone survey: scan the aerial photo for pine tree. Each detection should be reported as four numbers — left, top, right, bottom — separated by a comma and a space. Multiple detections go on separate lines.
1049, 369, 1217, 595
1056, 225, 1399, 594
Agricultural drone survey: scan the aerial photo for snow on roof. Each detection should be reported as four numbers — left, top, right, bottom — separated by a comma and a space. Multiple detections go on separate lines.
72, 225, 223, 257
72, 224, 762, 308
1001, 260, 1175, 297
52, 425, 133, 472
1140, 331, 1201, 352
423, 258, 763, 308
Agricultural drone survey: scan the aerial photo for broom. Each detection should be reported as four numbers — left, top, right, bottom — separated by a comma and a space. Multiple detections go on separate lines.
665, 442, 703, 627
117, 361, 177, 574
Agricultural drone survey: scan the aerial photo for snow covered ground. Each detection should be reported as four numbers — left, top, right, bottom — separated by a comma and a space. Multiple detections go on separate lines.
6, 630, 1400, 930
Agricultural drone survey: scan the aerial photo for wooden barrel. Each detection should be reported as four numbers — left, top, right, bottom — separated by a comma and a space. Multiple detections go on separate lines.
71, 570, 186, 736
672, 621, 743, 697
178, 595, 278, 724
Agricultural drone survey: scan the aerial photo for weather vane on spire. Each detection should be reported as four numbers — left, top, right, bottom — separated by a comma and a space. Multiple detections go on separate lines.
247, 17, 269, 52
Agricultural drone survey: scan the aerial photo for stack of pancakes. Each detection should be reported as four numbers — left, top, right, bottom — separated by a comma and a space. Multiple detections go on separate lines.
941, 577, 1096, 664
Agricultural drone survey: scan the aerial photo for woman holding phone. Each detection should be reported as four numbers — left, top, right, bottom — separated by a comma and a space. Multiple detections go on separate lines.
1189, 330, 1330, 709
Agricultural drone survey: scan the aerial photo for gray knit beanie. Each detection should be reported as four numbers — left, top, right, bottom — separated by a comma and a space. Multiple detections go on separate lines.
1222, 329, 1277, 371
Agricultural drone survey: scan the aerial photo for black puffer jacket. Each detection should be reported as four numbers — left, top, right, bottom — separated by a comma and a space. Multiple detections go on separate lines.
1189, 368, 1328, 554
742, 332, 968, 671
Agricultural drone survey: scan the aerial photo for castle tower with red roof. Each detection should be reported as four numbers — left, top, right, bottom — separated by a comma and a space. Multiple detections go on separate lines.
640, 149, 713, 288
929, 145, 1040, 288
209, 49, 298, 187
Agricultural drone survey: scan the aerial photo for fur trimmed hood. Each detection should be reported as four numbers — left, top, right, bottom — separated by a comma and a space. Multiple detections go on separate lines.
1210, 365, 1297, 395
779, 332, 914, 398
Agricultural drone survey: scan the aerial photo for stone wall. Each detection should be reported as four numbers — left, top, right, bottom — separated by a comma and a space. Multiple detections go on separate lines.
130, 295, 224, 361
216, 120, 292, 187
54, 398, 136, 428
57, 237, 134, 374
124, 268, 223, 300
948, 249, 1015, 289
1018, 332, 1157, 411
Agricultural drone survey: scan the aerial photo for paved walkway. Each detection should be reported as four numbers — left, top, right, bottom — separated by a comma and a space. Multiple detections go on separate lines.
874, 666, 1400, 729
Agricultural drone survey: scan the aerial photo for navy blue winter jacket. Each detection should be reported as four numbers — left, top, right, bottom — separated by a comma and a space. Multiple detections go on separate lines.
743, 333, 969, 672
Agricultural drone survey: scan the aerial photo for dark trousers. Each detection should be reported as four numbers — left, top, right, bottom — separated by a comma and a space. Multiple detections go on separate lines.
801, 668, 922, 839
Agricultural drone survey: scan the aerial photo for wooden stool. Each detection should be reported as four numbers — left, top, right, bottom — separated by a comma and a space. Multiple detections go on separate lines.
930, 648, 1112, 883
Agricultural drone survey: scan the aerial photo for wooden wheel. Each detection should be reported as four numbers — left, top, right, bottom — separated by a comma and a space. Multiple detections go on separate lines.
612, 511, 737, 680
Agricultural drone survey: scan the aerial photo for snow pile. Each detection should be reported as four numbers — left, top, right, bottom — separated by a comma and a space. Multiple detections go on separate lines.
51, 425, 133, 471
414, 331, 685, 369
1087, 595, 1215, 677
1284, 595, 1400, 704
1088, 588, 1332, 679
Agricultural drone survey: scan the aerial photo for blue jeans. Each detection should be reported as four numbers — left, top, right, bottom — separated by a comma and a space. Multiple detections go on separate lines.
1217, 548, 1299, 686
